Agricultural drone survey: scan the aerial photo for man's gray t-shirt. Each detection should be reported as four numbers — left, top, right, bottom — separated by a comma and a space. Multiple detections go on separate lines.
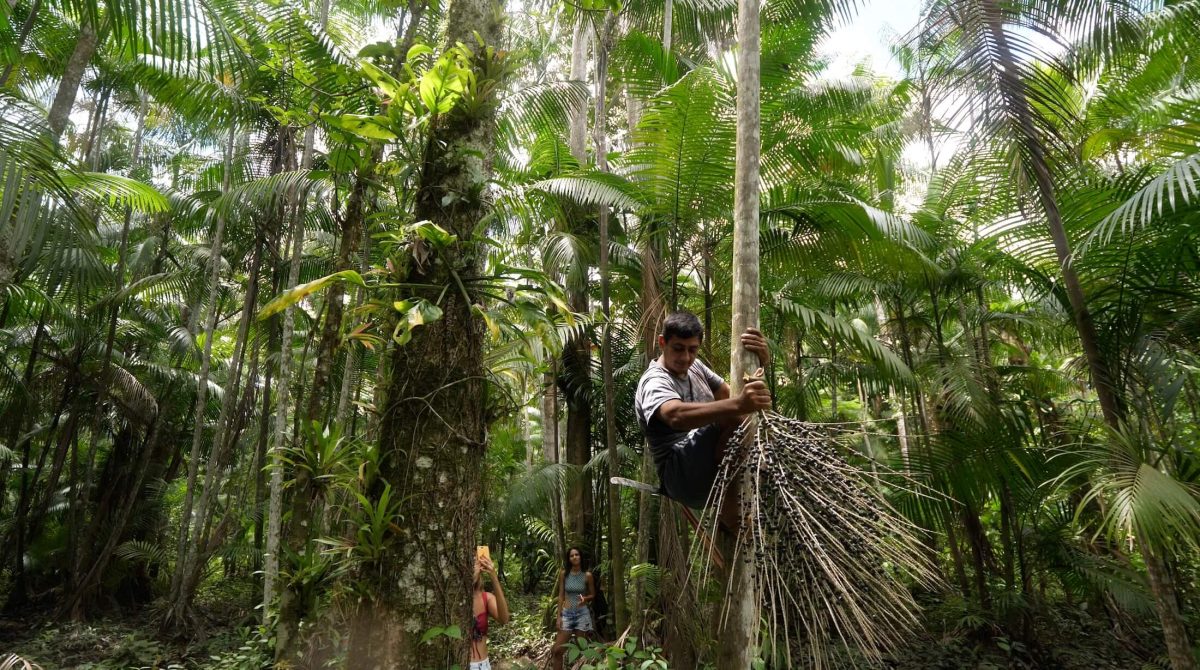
635, 359, 725, 462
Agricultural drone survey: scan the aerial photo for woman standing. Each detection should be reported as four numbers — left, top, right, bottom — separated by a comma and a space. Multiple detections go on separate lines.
551, 547, 595, 669
470, 554, 510, 670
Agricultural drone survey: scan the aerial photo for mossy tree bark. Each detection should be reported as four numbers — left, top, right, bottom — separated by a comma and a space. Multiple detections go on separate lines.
346, 0, 505, 664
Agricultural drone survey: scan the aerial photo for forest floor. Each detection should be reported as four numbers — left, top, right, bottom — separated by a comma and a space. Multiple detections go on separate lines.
0, 586, 1168, 669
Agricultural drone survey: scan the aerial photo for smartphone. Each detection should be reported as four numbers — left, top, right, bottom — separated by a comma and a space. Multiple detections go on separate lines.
476, 545, 490, 562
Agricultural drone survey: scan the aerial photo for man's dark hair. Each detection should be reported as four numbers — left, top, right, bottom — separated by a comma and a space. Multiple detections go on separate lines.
662, 311, 703, 342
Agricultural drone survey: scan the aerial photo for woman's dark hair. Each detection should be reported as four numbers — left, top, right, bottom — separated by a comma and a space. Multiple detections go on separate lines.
662, 311, 703, 342
563, 546, 587, 571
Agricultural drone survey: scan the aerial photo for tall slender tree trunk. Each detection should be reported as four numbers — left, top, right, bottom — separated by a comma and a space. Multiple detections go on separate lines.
661, 0, 672, 55
542, 368, 566, 556
61, 92, 151, 616
47, 23, 98, 138
980, 0, 1118, 425
304, 171, 367, 425
0, 0, 41, 87
1139, 539, 1194, 670
623, 24, 662, 630
165, 124, 236, 629
562, 18, 593, 546
275, 167, 368, 665
593, 14, 626, 633
718, 0, 760, 658
335, 222, 369, 428
979, 3, 1190, 664
347, 0, 505, 663
263, 128, 303, 623
175, 201, 265, 621
567, 21, 589, 161
632, 239, 662, 632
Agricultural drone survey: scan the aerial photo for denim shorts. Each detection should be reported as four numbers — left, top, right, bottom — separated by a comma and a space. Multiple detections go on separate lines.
560, 606, 593, 632
469, 659, 492, 670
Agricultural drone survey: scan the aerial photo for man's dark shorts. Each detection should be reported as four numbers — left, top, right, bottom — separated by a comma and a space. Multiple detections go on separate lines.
657, 423, 722, 509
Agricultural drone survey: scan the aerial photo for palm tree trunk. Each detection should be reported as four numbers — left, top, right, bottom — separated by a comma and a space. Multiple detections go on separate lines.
275, 168, 368, 666
632, 231, 662, 632
718, 0, 761, 655
594, 13, 626, 632
568, 21, 589, 161
61, 416, 164, 618
980, 0, 1120, 426
979, 3, 1192, 662
661, 0, 672, 55
1140, 538, 1196, 670
48, 23, 98, 138
304, 172, 367, 425
63, 92, 150, 610
176, 203, 265, 617
263, 128, 304, 622
542, 368, 565, 556
335, 240, 367, 428
562, 17, 593, 547
0, 0, 41, 87
164, 124, 235, 629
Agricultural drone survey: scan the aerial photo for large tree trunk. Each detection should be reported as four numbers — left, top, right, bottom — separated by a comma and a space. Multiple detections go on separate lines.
717, 0, 760, 658
346, 0, 504, 663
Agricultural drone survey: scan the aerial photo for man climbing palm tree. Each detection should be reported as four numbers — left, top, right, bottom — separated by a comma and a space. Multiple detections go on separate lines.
634, 311, 772, 508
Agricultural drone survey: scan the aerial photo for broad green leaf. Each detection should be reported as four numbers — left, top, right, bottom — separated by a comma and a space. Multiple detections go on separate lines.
259, 270, 366, 319
407, 43, 434, 62
411, 220, 457, 247
360, 60, 406, 101
409, 301, 443, 326
391, 299, 444, 345
321, 113, 398, 141
546, 292, 575, 326
419, 626, 444, 644
419, 57, 466, 115
358, 41, 395, 59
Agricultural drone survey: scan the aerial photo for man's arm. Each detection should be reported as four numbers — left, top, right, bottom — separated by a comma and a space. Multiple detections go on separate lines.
656, 380, 768, 431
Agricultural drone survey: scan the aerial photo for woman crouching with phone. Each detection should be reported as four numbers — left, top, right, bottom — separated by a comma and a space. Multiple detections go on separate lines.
470, 547, 510, 670
551, 547, 595, 669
